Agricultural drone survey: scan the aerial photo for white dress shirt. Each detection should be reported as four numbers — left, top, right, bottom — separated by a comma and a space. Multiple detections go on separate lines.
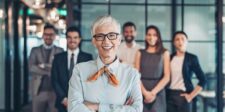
43, 43, 54, 49
117, 42, 142, 67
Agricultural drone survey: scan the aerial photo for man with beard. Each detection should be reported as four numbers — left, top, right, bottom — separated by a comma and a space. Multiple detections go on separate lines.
117, 22, 142, 67
29, 24, 64, 112
51, 26, 93, 112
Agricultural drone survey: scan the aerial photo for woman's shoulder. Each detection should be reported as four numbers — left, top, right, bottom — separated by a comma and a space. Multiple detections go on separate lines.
162, 49, 170, 57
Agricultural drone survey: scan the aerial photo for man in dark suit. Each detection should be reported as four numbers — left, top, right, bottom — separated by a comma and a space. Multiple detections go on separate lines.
51, 26, 93, 112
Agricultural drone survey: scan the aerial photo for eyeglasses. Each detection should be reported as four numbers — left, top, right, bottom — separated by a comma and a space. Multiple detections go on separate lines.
44, 33, 55, 37
93, 32, 120, 41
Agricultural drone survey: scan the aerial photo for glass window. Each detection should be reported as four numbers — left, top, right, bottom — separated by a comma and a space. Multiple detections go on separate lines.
176, 6, 182, 31
81, 41, 98, 59
111, 0, 145, 3
186, 43, 216, 73
163, 41, 172, 52
111, 5, 145, 41
177, 0, 215, 4
148, 0, 171, 4
147, 6, 172, 41
81, 5, 108, 40
136, 41, 145, 48
82, 0, 108, 3
183, 6, 215, 41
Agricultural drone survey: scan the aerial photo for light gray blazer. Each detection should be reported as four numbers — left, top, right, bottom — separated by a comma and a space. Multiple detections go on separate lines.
29, 45, 64, 96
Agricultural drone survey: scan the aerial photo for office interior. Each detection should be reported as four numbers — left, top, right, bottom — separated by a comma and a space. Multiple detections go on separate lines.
0, 0, 224, 112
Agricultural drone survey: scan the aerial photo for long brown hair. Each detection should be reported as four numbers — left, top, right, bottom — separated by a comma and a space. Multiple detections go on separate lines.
145, 25, 166, 54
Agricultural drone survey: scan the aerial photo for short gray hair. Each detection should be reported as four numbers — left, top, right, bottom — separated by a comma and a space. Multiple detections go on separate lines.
91, 15, 121, 36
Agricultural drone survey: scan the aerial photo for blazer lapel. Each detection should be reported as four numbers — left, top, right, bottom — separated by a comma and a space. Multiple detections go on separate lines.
48, 46, 56, 63
40, 45, 46, 63
77, 51, 83, 64
76, 51, 82, 64
182, 52, 188, 77
63, 52, 69, 78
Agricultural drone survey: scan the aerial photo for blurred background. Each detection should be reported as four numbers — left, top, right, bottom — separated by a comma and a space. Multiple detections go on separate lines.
0, 0, 224, 112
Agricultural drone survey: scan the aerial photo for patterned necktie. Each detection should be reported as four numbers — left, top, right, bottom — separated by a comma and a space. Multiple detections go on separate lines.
87, 66, 119, 86
69, 53, 74, 77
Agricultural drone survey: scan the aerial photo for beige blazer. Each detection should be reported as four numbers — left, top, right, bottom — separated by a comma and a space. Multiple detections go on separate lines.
29, 45, 63, 96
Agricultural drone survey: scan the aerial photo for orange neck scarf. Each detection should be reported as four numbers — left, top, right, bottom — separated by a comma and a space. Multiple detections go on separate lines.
87, 66, 119, 87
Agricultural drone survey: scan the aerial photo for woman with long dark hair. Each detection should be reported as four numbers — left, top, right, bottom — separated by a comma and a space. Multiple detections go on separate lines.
135, 25, 170, 112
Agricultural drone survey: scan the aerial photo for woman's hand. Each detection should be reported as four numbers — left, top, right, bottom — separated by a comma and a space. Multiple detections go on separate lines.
84, 101, 99, 111
144, 91, 156, 103
124, 97, 134, 105
180, 93, 193, 103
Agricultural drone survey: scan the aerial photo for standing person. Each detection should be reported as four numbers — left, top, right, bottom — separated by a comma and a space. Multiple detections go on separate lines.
29, 24, 64, 112
68, 15, 143, 112
166, 31, 206, 112
117, 22, 142, 67
135, 25, 170, 112
51, 26, 93, 112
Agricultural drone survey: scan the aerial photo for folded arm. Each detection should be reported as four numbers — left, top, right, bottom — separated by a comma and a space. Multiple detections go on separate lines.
29, 48, 50, 75
98, 73, 143, 112
94, 70, 143, 112
68, 66, 93, 112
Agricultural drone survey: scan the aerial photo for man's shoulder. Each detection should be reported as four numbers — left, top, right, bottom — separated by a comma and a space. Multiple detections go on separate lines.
54, 52, 67, 58
54, 46, 64, 51
30, 45, 42, 52
80, 51, 92, 57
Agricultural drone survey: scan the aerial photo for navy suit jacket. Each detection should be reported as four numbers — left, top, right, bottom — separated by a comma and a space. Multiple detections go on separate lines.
51, 50, 93, 108
170, 52, 206, 93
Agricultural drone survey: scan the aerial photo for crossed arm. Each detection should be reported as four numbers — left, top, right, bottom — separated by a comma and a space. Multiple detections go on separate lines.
68, 67, 143, 112
29, 48, 52, 75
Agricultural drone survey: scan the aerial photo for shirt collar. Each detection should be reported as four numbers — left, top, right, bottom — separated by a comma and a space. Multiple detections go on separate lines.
43, 43, 54, 49
68, 48, 80, 56
96, 56, 119, 72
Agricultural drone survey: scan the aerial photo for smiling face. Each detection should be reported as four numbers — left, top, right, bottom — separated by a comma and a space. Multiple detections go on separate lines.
92, 24, 121, 60
123, 26, 136, 43
173, 33, 188, 52
66, 31, 81, 51
145, 28, 158, 47
43, 28, 56, 46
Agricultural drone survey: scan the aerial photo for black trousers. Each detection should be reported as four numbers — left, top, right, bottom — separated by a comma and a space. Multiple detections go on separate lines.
56, 104, 67, 112
166, 89, 192, 112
